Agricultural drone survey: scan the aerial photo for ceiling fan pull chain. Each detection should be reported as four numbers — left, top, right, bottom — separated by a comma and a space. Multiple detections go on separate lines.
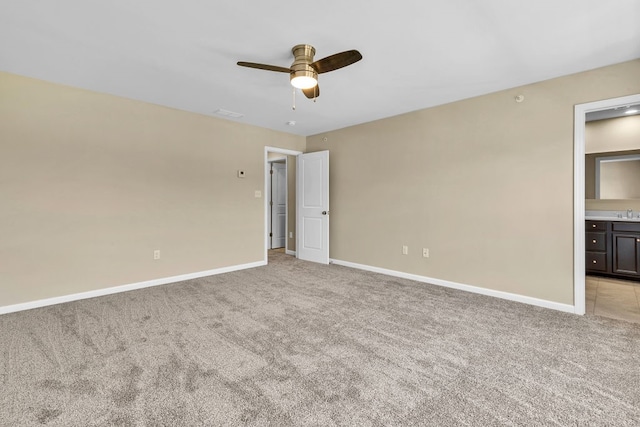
292, 87, 296, 110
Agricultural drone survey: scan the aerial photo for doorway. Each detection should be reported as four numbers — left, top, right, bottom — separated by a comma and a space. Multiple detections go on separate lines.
267, 159, 287, 249
264, 146, 303, 263
574, 93, 640, 315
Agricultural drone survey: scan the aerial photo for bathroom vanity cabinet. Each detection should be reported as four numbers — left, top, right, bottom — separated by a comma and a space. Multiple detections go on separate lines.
585, 220, 608, 273
586, 220, 640, 280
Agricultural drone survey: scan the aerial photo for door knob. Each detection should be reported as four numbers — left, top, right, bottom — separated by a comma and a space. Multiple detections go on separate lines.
322, 211, 329, 215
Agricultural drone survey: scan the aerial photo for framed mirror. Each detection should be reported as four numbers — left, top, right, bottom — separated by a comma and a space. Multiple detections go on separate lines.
595, 154, 640, 199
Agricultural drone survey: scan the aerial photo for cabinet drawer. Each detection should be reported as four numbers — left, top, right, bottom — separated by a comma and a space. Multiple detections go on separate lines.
586, 232, 606, 251
586, 221, 606, 231
586, 252, 607, 272
612, 222, 640, 233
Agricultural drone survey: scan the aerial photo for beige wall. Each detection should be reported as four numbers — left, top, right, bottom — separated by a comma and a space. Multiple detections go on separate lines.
585, 198, 640, 211
0, 72, 305, 307
3, 59, 640, 310
307, 59, 640, 305
585, 115, 640, 154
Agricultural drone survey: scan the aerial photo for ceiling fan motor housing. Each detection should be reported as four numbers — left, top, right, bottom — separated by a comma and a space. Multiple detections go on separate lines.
290, 44, 318, 88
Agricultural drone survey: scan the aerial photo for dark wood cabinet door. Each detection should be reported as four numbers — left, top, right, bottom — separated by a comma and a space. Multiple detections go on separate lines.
612, 233, 640, 276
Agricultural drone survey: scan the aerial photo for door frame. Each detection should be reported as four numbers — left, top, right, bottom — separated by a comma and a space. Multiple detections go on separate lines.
264, 146, 303, 263
267, 159, 287, 249
573, 93, 640, 315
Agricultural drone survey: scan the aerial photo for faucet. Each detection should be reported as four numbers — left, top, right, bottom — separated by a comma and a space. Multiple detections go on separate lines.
628, 209, 633, 219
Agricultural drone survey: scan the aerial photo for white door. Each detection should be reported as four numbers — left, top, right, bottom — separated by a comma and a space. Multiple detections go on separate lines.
297, 150, 329, 264
271, 162, 286, 248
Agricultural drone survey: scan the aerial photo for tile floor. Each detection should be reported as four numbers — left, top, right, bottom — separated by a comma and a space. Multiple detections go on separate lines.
586, 275, 640, 323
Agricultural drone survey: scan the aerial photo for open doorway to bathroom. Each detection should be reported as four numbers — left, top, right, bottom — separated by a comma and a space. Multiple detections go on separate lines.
576, 94, 640, 322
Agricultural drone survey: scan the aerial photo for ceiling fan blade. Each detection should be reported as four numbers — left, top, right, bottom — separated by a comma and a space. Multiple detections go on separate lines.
237, 62, 291, 73
302, 85, 320, 99
311, 50, 362, 74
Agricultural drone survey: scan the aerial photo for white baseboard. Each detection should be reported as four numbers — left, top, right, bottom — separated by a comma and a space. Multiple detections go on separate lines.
0, 260, 266, 315
330, 259, 576, 314
286, 250, 296, 256
2, 258, 576, 316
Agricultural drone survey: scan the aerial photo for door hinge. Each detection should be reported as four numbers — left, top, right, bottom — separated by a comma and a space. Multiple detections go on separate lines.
269, 233, 273, 237
270, 169, 274, 175
270, 201, 273, 206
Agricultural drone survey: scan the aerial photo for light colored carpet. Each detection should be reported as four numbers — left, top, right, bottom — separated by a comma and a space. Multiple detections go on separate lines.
1, 251, 639, 426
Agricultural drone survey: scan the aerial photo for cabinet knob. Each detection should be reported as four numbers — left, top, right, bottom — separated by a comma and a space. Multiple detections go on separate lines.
592, 239, 597, 244
637, 239, 640, 243
593, 260, 597, 264
592, 224, 597, 228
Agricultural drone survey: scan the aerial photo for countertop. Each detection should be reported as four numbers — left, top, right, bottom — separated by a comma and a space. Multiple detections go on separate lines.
586, 210, 640, 222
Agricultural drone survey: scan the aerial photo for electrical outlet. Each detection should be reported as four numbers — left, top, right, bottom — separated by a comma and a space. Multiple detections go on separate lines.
154, 250, 160, 260
423, 248, 429, 258
254, 190, 261, 198
402, 245, 408, 255
289, 232, 293, 238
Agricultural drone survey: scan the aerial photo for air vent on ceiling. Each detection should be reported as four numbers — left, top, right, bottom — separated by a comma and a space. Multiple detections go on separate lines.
214, 109, 244, 119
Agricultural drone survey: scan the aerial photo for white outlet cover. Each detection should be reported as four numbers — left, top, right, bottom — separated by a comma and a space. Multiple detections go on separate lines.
255, 190, 261, 198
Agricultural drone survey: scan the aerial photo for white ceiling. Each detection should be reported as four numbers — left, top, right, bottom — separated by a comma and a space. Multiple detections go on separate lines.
586, 104, 640, 122
1, 1, 639, 136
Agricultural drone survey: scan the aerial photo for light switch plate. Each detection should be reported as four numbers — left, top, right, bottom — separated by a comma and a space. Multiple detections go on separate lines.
254, 190, 261, 198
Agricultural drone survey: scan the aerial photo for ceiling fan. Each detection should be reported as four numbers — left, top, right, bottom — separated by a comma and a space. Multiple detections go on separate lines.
237, 44, 362, 99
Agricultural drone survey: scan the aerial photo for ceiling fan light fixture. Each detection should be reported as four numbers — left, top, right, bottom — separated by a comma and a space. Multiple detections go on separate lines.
290, 70, 318, 89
